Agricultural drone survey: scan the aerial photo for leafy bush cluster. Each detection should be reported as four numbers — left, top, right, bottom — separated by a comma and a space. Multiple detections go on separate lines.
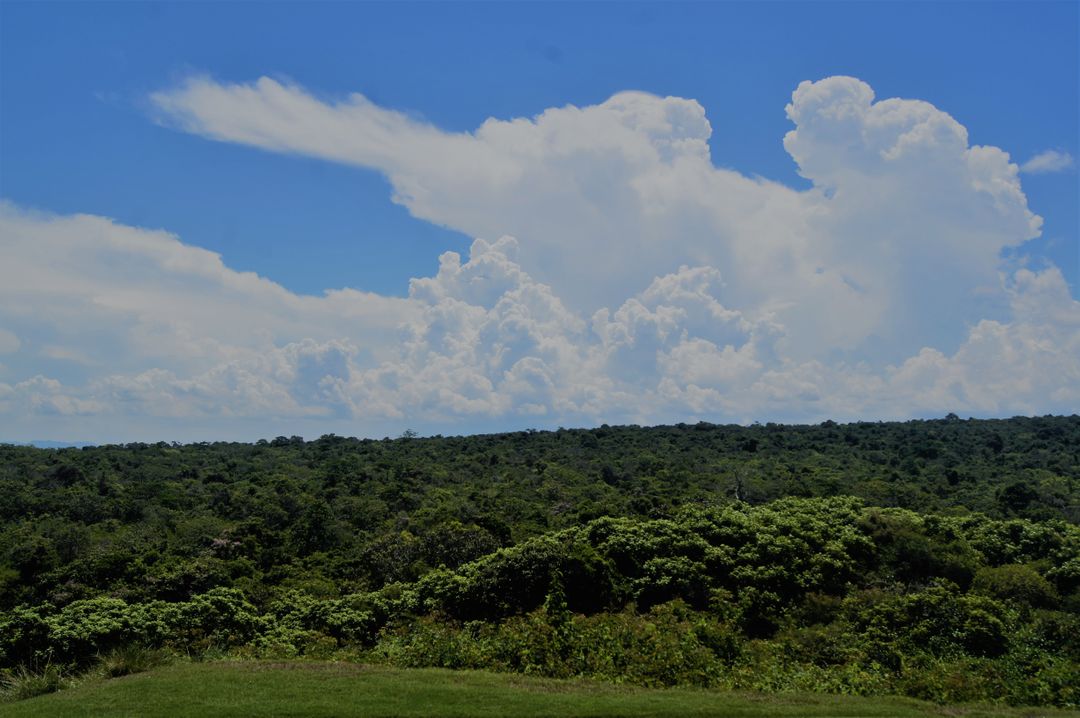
375, 593, 1078, 707
2, 494, 1077, 706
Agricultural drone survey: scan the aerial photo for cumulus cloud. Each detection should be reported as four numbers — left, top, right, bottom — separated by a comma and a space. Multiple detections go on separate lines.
151, 75, 1041, 363
0, 202, 419, 431
3, 210, 1077, 438
0, 375, 104, 417
353, 237, 598, 420
1020, 149, 1075, 174
92, 339, 360, 419
0, 201, 417, 377
1, 76, 1076, 439
880, 267, 1080, 415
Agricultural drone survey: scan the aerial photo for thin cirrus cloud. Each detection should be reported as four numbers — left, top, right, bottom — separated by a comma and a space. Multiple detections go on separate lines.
1020, 149, 1075, 174
1, 76, 1077, 440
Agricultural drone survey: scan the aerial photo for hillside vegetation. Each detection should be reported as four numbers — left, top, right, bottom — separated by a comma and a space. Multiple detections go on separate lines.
1, 416, 1078, 708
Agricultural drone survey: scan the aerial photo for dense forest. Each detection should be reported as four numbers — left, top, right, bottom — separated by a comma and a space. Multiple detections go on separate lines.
1, 416, 1078, 706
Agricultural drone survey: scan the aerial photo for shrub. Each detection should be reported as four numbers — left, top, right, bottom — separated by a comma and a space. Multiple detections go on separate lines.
174, 588, 261, 649
972, 564, 1059, 609
0, 606, 51, 670
47, 597, 143, 667
843, 582, 1012, 658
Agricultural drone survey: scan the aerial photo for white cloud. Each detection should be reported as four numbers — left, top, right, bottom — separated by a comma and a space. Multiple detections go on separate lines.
881, 267, 1080, 415
151, 75, 1041, 363
92, 339, 360, 419
1, 76, 1076, 439
351, 237, 598, 421
0, 201, 418, 377
0, 202, 422, 432
4, 212, 1076, 437
1020, 149, 1075, 174
1, 375, 104, 417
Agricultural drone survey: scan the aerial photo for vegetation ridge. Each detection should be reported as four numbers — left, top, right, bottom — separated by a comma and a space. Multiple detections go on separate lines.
1, 416, 1077, 707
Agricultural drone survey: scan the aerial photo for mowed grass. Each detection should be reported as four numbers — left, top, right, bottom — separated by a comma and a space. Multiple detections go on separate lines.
1, 661, 1077, 718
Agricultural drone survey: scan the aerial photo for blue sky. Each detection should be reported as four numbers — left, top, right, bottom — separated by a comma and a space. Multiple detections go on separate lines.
1, 1, 1077, 442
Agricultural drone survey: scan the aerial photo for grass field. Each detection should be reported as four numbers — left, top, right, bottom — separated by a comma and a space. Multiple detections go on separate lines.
1, 661, 1077, 718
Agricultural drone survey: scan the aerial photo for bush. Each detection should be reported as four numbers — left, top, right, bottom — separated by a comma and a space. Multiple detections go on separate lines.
48, 597, 143, 667
844, 582, 1012, 659
174, 588, 261, 649
0, 606, 51, 670
972, 564, 1059, 609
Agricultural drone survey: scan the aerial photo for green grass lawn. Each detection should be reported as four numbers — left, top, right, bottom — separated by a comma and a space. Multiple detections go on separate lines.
1, 661, 1076, 718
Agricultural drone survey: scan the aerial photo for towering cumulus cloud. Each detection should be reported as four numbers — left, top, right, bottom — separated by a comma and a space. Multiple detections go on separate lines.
1, 77, 1075, 439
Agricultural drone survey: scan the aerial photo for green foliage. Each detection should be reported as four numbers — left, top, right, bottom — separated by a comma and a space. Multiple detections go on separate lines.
0, 416, 1078, 708
0, 608, 50, 671
370, 592, 1077, 707
843, 582, 1013, 659
972, 564, 1059, 609
47, 597, 145, 667
376, 600, 731, 687
174, 588, 262, 651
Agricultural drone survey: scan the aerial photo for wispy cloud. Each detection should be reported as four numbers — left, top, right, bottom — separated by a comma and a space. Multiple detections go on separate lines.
1020, 149, 1075, 174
